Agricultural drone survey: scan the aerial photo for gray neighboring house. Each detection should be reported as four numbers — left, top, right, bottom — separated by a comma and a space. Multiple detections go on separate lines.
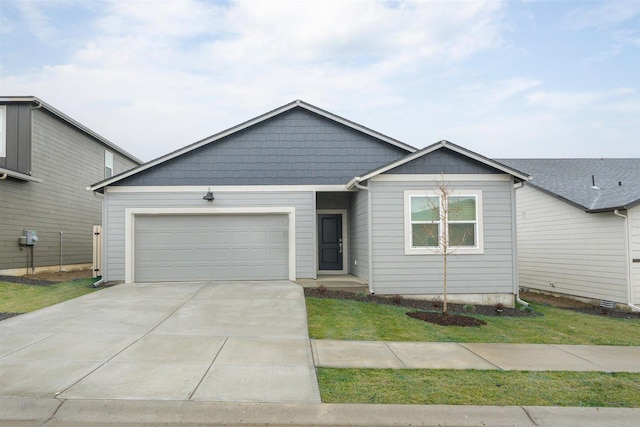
91, 100, 528, 305
0, 96, 141, 275
500, 159, 640, 311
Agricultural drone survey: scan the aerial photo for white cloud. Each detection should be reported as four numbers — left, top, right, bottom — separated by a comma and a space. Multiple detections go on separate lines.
568, 1, 640, 30
527, 88, 636, 112
2, 0, 507, 160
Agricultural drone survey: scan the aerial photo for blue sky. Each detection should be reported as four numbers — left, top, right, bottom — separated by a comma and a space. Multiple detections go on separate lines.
1, 0, 638, 161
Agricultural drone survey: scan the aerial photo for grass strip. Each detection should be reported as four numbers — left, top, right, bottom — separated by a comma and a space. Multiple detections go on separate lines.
306, 297, 640, 345
0, 278, 99, 313
317, 368, 640, 407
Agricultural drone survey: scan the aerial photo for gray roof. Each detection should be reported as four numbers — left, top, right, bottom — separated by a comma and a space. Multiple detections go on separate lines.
499, 158, 640, 212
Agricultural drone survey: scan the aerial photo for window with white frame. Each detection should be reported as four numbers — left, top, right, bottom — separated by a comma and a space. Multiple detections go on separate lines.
104, 150, 114, 178
404, 189, 484, 255
0, 105, 6, 158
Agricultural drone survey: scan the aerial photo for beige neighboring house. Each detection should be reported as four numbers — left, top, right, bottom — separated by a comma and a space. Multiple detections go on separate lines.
501, 158, 640, 311
0, 96, 141, 275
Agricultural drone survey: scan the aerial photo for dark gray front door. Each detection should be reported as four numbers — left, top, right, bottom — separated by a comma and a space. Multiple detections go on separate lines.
318, 214, 343, 271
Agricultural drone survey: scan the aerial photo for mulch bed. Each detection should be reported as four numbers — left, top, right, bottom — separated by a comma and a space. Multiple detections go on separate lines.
304, 288, 535, 318
406, 311, 487, 327
0, 313, 23, 321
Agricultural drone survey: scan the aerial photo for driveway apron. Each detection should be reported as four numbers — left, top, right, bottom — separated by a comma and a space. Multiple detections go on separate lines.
0, 281, 321, 403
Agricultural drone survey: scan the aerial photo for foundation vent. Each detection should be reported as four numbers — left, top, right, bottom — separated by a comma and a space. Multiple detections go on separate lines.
599, 300, 616, 309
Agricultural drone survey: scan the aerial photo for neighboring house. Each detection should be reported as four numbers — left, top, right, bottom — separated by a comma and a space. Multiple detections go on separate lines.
500, 159, 640, 311
91, 100, 528, 305
0, 96, 141, 275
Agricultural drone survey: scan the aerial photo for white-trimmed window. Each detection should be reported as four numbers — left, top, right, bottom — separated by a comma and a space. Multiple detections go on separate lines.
404, 189, 484, 255
104, 150, 114, 178
0, 105, 6, 158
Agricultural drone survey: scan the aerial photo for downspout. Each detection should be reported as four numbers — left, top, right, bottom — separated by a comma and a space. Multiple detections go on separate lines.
91, 277, 104, 288
512, 180, 529, 307
354, 179, 374, 294
613, 209, 640, 312
0, 173, 7, 179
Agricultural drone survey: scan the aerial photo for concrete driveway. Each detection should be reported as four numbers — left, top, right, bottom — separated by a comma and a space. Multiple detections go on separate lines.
0, 281, 320, 403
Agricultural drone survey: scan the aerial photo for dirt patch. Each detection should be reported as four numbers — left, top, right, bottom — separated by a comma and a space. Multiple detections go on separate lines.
0, 270, 94, 286
521, 291, 640, 319
304, 288, 535, 318
29, 269, 94, 283
406, 311, 487, 327
520, 291, 591, 309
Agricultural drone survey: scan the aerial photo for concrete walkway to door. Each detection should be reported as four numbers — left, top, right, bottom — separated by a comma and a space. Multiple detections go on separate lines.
0, 281, 320, 403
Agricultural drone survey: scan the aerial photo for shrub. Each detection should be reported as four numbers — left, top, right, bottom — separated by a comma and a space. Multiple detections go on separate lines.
317, 284, 328, 295
463, 304, 476, 313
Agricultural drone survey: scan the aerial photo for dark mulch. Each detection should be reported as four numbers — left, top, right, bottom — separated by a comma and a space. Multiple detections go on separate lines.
304, 288, 536, 317
561, 306, 640, 319
406, 311, 487, 327
0, 313, 23, 321
0, 275, 57, 286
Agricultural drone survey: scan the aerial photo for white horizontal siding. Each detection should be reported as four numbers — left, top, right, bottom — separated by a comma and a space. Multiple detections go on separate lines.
516, 185, 628, 303
630, 205, 640, 304
370, 178, 515, 295
103, 190, 315, 281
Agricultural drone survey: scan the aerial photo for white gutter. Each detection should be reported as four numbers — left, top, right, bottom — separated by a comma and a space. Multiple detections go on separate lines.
613, 209, 640, 312
512, 179, 529, 307
353, 179, 374, 294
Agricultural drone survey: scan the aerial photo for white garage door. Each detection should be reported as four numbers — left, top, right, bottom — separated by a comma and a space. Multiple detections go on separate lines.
134, 214, 288, 282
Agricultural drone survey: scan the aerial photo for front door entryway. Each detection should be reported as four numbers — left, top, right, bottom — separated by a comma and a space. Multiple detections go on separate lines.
318, 213, 344, 271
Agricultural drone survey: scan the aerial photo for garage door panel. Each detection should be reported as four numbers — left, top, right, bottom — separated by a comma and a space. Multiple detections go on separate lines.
134, 214, 289, 282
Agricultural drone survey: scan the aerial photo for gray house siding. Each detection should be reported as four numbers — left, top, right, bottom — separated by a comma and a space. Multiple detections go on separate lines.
369, 178, 515, 295
515, 184, 628, 303
387, 148, 501, 175
114, 108, 409, 187
0, 107, 139, 271
0, 103, 32, 174
103, 191, 316, 281
349, 188, 369, 281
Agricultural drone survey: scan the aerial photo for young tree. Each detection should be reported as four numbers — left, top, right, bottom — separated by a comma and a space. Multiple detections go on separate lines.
414, 179, 475, 314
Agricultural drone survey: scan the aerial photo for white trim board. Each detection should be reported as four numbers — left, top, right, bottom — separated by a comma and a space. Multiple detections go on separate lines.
106, 185, 353, 193
124, 207, 296, 283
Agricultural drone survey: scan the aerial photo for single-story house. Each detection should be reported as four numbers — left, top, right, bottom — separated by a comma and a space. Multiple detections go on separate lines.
91, 100, 529, 305
0, 96, 141, 275
500, 158, 640, 311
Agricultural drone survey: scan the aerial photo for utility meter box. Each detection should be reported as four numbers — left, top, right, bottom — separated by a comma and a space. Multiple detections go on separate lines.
24, 230, 38, 245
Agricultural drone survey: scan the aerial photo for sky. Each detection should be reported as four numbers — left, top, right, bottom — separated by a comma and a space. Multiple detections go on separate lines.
1, 0, 639, 162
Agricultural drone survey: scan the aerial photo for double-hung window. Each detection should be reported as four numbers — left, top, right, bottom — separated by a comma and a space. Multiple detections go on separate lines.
404, 189, 483, 255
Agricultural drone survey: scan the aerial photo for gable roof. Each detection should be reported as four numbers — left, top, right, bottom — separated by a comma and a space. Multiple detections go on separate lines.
0, 96, 142, 165
90, 100, 416, 191
347, 140, 530, 187
499, 158, 640, 212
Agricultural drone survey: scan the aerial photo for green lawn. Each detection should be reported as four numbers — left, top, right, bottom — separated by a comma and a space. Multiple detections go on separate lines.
0, 278, 99, 313
318, 369, 640, 407
306, 297, 640, 345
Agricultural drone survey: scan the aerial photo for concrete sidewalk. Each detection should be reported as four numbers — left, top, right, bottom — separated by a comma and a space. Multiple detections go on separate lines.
312, 340, 640, 372
3, 398, 640, 426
